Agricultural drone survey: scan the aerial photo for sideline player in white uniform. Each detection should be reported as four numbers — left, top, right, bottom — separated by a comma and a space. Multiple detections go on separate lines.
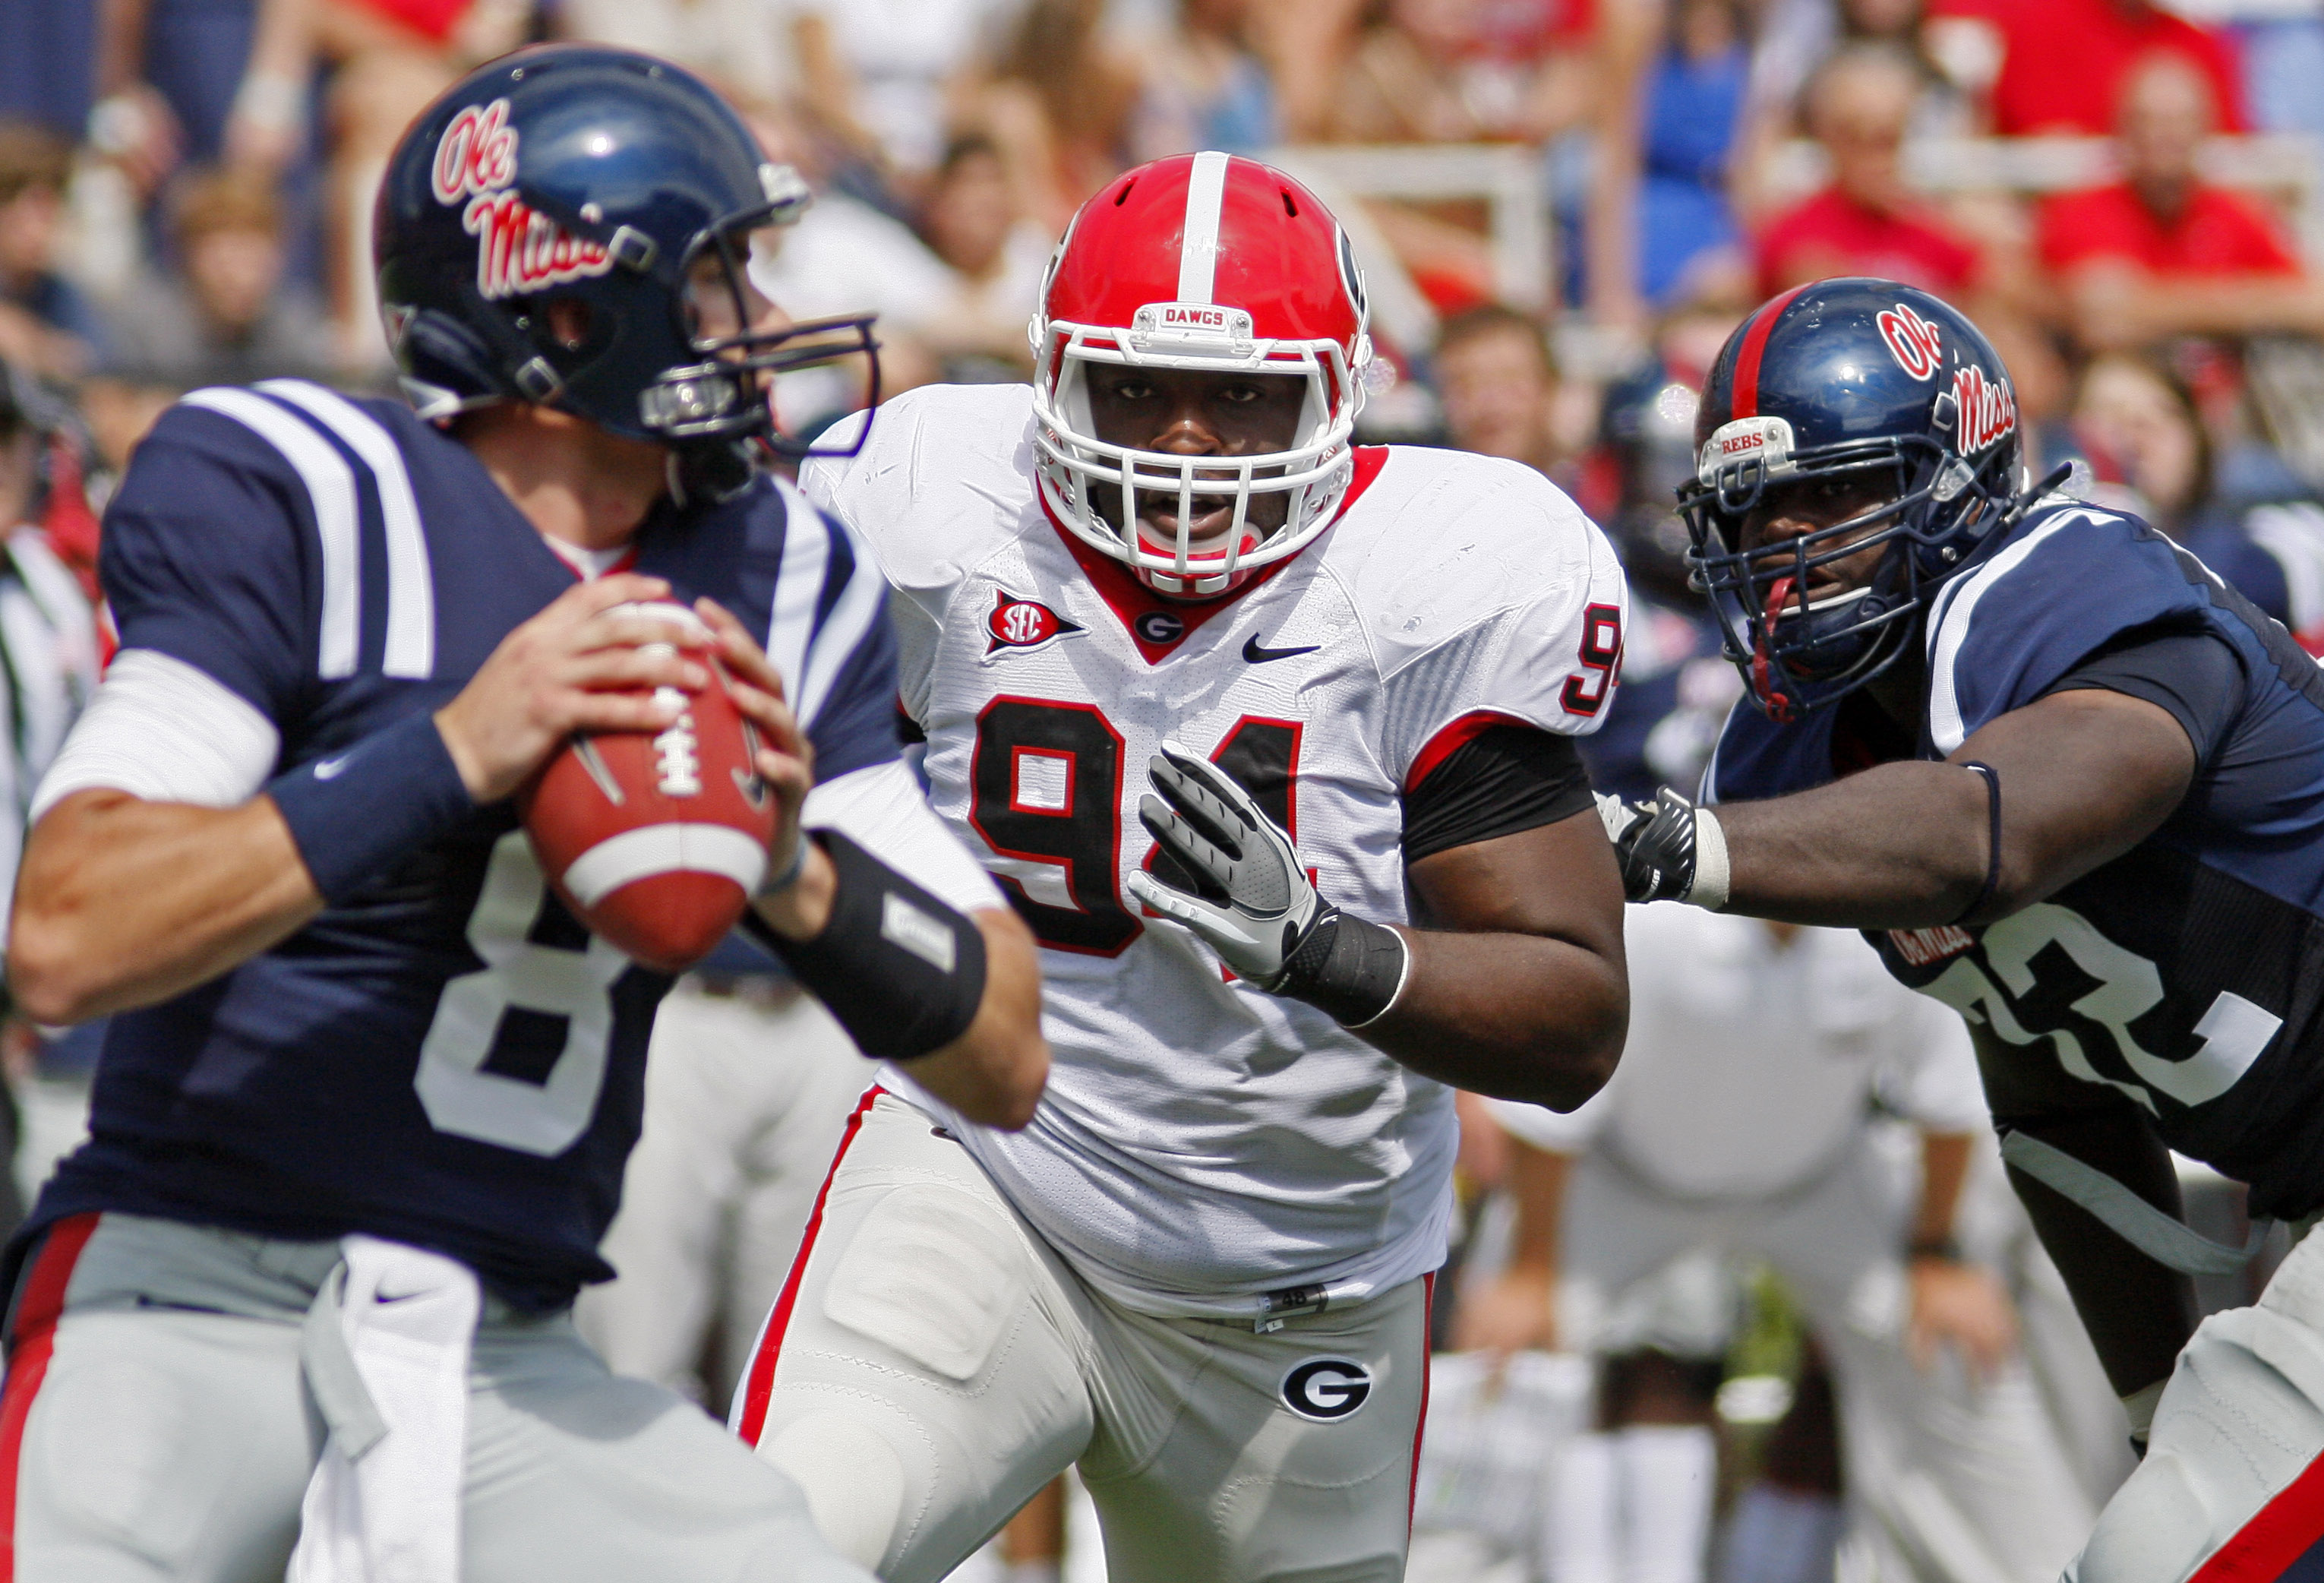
1466, 905, 2098, 1582
735, 152, 1634, 1583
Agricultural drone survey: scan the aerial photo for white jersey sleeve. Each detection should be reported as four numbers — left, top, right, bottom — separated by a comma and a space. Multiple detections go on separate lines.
1331, 451, 1630, 786
800, 384, 1044, 730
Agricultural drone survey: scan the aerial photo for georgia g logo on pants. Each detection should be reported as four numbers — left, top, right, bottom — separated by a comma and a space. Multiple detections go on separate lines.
1280, 1357, 1372, 1422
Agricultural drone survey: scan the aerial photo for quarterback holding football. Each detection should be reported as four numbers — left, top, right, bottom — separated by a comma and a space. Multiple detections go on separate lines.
736, 152, 1632, 1582
0, 47, 1043, 1583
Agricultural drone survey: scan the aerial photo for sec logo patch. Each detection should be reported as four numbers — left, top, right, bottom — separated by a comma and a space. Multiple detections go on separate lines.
986, 589, 1085, 657
1280, 1357, 1372, 1422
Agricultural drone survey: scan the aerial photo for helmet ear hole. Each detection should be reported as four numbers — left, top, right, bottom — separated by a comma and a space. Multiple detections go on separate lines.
546, 298, 593, 351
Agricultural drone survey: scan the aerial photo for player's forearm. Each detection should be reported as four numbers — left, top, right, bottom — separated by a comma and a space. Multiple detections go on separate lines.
901, 908, 1049, 1131
1505, 1136, 1573, 1275
1913, 1130, 1974, 1251
1362, 928, 1625, 1109
1719, 691, 2191, 927
1716, 762, 1991, 927
9, 789, 324, 1024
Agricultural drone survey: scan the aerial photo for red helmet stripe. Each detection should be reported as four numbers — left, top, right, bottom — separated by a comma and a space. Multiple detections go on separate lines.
1731, 286, 1809, 420
1177, 151, 1230, 305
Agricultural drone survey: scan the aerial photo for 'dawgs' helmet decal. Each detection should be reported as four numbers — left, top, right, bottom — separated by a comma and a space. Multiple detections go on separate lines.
1280, 1357, 1372, 1422
985, 590, 1086, 656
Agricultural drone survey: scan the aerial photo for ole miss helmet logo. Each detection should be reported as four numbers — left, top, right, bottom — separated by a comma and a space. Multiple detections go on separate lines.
432, 96, 616, 301
1947, 364, 2017, 453
986, 590, 1085, 656
1877, 303, 1944, 382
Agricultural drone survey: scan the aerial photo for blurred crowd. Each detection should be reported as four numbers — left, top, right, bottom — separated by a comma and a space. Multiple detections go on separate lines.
0, 0, 2318, 1580
0, 0, 2320, 593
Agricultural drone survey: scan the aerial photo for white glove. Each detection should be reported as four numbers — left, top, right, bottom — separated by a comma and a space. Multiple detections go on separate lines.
1126, 741, 1321, 987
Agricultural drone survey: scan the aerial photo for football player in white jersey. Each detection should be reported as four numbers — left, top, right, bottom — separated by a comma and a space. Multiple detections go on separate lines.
733, 153, 1632, 1583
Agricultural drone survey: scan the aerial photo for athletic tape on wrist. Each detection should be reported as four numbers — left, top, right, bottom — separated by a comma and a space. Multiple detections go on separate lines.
1688, 805, 1729, 912
1271, 908, 1410, 1027
753, 829, 987, 1060
267, 713, 477, 906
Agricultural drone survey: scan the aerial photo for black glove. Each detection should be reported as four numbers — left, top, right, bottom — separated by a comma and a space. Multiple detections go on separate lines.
1596, 787, 1729, 908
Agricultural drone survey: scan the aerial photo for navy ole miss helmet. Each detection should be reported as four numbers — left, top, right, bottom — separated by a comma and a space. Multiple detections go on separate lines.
374, 45, 877, 492
1678, 278, 2026, 719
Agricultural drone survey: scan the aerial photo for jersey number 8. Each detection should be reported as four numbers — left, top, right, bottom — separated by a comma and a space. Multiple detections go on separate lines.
416, 829, 629, 1155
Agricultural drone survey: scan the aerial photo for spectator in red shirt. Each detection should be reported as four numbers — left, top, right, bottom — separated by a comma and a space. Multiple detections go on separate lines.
2039, 52, 2324, 352
1928, 0, 2244, 136
1754, 45, 1981, 299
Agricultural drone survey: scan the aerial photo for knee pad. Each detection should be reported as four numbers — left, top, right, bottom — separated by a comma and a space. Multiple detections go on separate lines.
822, 1183, 1029, 1384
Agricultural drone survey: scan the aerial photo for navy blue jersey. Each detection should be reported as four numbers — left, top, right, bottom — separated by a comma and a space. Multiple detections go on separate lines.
26, 380, 898, 1309
1708, 499, 2324, 1221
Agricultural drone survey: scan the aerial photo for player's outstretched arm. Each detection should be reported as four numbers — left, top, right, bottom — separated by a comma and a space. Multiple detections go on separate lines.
10, 575, 707, 1025
1609, 688, 2196, 930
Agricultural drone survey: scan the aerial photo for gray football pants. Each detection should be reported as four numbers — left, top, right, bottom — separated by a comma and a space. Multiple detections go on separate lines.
0, 1212, 873, 1583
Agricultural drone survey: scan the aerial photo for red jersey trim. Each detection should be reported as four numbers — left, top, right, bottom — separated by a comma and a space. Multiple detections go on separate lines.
1043, 447, 1391, 665
1404, 709, 1536, 795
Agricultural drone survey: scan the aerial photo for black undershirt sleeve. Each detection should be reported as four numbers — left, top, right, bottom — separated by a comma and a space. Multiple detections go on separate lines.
2043, 624, 2246, 770
1400, 726, 1596, 866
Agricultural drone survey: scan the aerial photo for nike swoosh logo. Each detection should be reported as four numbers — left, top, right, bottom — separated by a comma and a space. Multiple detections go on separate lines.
1243, 636, 1319, 664
313, 755, 352, 779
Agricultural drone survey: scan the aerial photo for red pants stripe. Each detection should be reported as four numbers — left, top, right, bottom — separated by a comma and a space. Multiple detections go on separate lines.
0, 1214, 100, 1583
734, 1087, 882, 1446
1407, 1270, 1435, 1533
2190, 1446, 2324, 1582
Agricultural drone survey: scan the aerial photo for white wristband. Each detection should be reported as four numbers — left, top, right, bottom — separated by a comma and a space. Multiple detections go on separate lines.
1688, 804, 1730, 912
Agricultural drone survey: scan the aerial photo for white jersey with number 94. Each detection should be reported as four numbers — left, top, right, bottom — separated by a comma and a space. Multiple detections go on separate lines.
803, 383, 1629, 1319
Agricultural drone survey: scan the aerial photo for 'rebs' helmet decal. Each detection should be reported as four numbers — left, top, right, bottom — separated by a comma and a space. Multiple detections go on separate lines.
374, 45, 878, 492
1029, 151, 1373, 599
1678, 278, 2029, 720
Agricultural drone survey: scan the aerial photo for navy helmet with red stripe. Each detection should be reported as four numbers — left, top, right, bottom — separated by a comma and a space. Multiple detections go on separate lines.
1678, 278, 2025, 719
374, 45, 877, 496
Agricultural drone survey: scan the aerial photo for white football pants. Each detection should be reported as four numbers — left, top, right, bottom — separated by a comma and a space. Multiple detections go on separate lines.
575, 979, 870, 1408
733, 1089, 1432, 1583
2067, 1221, 2324, 1581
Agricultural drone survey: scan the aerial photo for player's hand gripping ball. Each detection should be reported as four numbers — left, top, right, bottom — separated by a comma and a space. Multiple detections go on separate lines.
518, 602, 778, 972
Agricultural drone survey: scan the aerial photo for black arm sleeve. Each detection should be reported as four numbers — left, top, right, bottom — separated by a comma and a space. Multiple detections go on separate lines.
2044, 624, 2247, 771
1400, 727, 1596, 865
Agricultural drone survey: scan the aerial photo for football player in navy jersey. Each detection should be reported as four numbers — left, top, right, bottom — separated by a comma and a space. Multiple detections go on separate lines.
0, 46, 1044, 1583
1598, 277, 2324, 1578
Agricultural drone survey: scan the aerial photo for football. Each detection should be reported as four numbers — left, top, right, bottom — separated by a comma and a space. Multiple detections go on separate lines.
519, 602, 777, 972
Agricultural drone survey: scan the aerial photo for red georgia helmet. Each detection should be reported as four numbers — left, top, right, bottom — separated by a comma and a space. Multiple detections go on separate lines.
1029, 151, 1373, 598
